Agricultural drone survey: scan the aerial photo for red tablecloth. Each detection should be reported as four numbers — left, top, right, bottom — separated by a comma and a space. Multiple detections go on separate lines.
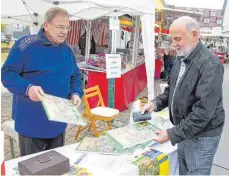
87, 63, 147, 111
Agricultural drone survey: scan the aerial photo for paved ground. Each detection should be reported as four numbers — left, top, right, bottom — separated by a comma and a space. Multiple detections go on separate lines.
212, 64, 229, 175
1, 65, 229, 175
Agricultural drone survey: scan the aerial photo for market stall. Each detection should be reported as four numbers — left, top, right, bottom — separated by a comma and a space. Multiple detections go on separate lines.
72, 17, 148, 110
67, 9, 166, 111
75, 7, 203, 111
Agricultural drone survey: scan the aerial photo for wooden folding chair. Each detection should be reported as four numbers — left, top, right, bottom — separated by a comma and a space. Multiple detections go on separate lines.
75, 85, 119, 140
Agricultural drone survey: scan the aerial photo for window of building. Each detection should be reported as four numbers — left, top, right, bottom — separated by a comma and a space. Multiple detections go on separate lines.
198, 9, 204, 15
204, 18, 210, 23
210, 11, 216, 16
217, 19, 222, 24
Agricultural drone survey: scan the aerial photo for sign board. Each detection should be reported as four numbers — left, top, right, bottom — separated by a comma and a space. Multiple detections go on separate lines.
109, 16, 120, 31
106, 54, 121, 79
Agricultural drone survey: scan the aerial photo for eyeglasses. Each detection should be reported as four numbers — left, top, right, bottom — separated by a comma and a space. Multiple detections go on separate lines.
50, 23, 72, 32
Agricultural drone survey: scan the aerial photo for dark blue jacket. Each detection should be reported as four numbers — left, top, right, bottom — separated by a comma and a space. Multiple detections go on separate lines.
1, 28, 83, 138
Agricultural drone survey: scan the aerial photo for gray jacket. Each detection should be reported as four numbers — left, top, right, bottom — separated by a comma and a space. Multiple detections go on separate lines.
155, 41, 225, 146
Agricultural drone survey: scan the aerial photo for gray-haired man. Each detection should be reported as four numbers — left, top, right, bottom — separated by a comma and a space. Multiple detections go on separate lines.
2, 7, 83, 156
142, 16, 225, 175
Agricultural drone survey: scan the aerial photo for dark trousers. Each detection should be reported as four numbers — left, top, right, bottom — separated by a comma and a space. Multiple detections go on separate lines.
18, 133, 65, 157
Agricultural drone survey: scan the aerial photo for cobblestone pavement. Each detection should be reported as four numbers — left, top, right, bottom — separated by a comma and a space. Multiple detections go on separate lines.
1, 80, 163, 160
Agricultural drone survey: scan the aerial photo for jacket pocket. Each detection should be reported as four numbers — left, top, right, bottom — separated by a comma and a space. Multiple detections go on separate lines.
173, 103, 186, 124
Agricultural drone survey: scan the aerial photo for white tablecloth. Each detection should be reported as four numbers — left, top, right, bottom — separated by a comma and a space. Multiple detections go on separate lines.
5, 141, 178, 175
5, 106, 178, 175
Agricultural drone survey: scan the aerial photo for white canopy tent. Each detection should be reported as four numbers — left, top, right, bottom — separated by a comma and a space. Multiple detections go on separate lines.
1, 0, 156, 100
1, 0, 155, 25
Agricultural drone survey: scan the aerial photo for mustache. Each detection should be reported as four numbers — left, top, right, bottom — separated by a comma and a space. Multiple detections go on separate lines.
58, 32, 67, 37
58, 35, 67, 37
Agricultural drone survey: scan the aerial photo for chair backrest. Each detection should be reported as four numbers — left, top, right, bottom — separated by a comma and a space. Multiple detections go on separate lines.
83, 85, 105, 116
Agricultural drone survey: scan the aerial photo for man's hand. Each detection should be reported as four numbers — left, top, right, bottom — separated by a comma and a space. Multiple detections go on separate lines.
154, 130, 169, 144
141, 102, 156, 114
71, 95, 82, 108
28, 86, 44, 102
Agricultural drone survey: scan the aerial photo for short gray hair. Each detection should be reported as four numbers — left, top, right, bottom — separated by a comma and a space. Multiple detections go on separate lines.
173, 16, 200, 34
44, 7, 70, 23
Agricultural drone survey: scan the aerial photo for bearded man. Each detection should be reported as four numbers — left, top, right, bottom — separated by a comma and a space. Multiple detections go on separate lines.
142, 16, 225, 175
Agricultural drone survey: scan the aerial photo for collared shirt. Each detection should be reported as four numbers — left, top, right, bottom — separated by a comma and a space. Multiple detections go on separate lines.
170, 50, 194, 117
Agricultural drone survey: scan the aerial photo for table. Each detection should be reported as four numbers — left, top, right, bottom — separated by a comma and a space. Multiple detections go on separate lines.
78, 62, 147, 111
5, 141, 178, 175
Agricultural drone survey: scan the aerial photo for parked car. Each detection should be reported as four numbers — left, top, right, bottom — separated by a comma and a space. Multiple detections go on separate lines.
215, 51, 226, 64
11, 37, 17, 42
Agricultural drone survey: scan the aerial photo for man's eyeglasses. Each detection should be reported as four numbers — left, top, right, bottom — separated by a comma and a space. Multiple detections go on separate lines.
51, 24, 72, 32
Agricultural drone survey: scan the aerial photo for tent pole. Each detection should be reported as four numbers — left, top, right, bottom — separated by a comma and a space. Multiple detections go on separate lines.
85, 20, 92, 60
108, 17, 115, 112
141, 13, 155, 101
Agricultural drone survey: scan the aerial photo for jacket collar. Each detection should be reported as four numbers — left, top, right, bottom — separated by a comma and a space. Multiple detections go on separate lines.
37, 28, 53, 46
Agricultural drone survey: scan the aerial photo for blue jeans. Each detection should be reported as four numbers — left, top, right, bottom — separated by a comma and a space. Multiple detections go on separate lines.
178, 135, 221, 175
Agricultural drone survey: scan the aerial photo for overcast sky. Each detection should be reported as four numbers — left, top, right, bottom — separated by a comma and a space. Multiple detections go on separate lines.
164, 0, 225, 9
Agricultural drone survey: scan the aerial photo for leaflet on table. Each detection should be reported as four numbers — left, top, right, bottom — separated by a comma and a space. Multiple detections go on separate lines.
41, 94, 87, 126
106, 122, 160, 149
76, 134, 152, 155
78, 153, 137, 175
148, 141, 177, 154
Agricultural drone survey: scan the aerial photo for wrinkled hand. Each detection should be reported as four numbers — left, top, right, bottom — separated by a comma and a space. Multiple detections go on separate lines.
28, 86, 44, 102
154, 130, 169, 144
71, 95, 82, 108
141, 102, 156, 114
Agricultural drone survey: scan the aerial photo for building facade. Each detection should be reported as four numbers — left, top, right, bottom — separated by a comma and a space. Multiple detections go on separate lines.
168, 5, 224, 34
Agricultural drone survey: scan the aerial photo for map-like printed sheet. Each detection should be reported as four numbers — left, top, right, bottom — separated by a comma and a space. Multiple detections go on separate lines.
76, 134, 153, 155
106, 122, 160, 149
41, 94, 87, 126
